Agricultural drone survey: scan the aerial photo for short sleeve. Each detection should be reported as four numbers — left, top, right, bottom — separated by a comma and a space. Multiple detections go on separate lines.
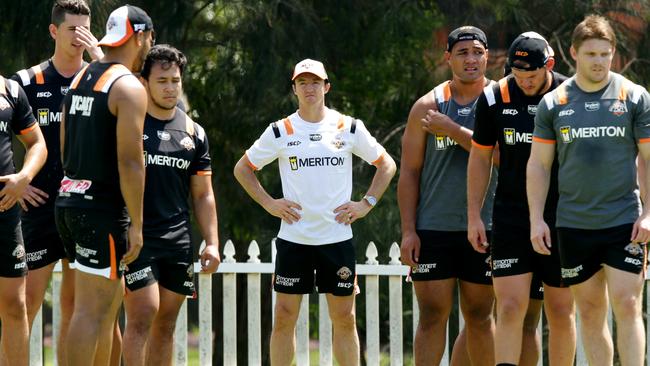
190, 123, 212, 175
245, 123, 281, 170
351, 119, 385, 164
9, 81, 36, 135
532, 95, 556, 144
632, 87, 650, 143
472, 92, 497, 148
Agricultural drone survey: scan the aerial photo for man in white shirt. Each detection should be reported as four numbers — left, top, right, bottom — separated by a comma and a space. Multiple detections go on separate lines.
234, 59, 396, 366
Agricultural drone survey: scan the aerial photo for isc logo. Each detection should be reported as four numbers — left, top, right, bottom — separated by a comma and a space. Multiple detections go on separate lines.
68, 95, 94, 117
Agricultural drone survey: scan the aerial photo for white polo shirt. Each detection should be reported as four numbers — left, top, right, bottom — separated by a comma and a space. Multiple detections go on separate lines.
246, 108, 385, 245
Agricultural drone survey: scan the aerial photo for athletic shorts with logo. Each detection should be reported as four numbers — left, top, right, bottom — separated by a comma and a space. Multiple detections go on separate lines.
410, 230, 492, 285
557, 223, 647, 286
22, 209, 66, 270
0, 205, 27, 277
274, 238, 356, 296
55, 207, 128, 279
491, 223, 564, 289
124, 226, 195, 297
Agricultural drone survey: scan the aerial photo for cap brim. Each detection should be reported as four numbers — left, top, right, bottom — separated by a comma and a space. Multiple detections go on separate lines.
291, 71, 328, 80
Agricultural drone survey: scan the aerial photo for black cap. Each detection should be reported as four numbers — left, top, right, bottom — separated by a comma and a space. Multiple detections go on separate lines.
447, 26, 488, 51
507, 32, 554, 71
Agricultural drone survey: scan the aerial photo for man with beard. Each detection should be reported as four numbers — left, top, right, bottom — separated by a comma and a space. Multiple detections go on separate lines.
54, 5, 153, 365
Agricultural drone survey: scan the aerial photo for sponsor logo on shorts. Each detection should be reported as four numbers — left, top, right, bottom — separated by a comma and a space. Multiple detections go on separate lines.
434, 134, 458, 150
275, 275, 300, 287
527, 105, 538, 115
559, 109, 575, 117
337, 282, 353, 288
75, 244, 97, 259
493, 258, 518, 269
187, 264, 194, 278
180, 136, 195, 151
14, 262, 26, 270
584, 101, 600, 112
337, 266, 352, 280
26, 249, 48, 263
12, 245, 25, 259
458, 107, 472, 117
609, 100, 628, 116
485, 255, 492, 276
412, 263, 436, 274
624, 243, 644, 256
561, 265, 583, 278
125, 266, 152, 285
183, 281, 195, 290
624, 257, 643, 266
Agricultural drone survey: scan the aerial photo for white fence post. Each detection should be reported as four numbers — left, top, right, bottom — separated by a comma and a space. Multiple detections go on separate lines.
174, 301, 188, 366
388, 242, 403, 366
318, 294, 332, 366
365, 242, 380, 366
247, 241, 262, 366
221, 240, 236, 366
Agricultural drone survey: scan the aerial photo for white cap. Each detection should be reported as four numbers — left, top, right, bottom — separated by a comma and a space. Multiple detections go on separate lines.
291, 59, 328, 80
97, 5, 153, 47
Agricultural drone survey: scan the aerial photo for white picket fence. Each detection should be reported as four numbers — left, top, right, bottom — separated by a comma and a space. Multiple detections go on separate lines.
27, 239, 650, 366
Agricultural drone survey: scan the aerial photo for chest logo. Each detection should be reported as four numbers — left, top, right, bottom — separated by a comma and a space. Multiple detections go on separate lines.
559, 126, 573, 143
310, 134, 322, 141
585, 101, 600, 112
502, 108, 518, 115
180, 136, 195, 151
609, 100, 627, 116
527, 105, 537, 115
287, 140, 301, 147
332, 134, 345, 149
68, 95, 94, 117
458, 107, 472, 117
36, 91, 52, 98
559, 109, 575, 117
504, 128, 515, 145
157, 130, 171, 141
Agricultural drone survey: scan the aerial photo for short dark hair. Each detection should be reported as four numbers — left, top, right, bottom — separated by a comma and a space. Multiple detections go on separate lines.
140, 44, 188, 80
51, 0, 90, 27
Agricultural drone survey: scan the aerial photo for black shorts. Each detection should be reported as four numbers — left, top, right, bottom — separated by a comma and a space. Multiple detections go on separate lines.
55, 207, 129, 279
557, 224, 647, 286
410, 230, 492, 285
124, 227, 195, 297
274, 238, 356, 296
491, 223, 565, 288
22, 208, 66, 270
0, 206, 27, 277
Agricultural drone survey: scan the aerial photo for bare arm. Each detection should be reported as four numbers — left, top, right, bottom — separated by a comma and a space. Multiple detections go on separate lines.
333, 151, 396, 224
467, 145, 493, 252
110, 76, 146, 265
526, 141, 555, 255
421, 108, 473, 151
233, 155, 302, 223
0, 125, 47, 211
632, 144, 650, 242
190, 174, 221, 272
638, 154, 646, 204
397, 94, 430, 266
